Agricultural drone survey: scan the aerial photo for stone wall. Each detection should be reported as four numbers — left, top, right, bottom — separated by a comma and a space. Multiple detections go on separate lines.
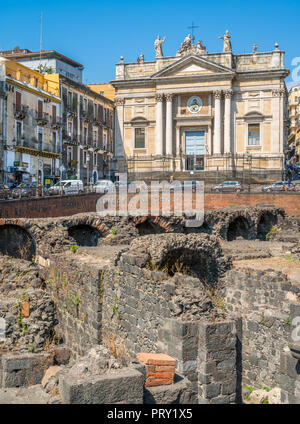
41, 255, 103, 358
222, 267, 299, 388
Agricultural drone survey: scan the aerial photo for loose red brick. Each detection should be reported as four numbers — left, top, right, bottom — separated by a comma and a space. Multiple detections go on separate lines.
137, 352, 176, 366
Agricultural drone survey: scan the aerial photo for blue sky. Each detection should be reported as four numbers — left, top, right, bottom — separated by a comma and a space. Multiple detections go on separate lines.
1, 0, 299, 86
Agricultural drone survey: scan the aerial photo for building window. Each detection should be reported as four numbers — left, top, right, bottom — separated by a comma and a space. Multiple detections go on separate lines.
68, 121, 73, 137
248, 124, 260, 145
67, 147, 73, 164
68, 92, 72, 106
103, 133, 107, 150
100, 91, 104, 96
93, 130, 98, 147
103, 108, 107, 123
84, 127, 87, 145
16, 121, 22, 141
38, 100, 43, 119
37, 126, 43, 148
94, 104, 97, 118
16, 91, 21, 112
83, 98, 87, 111
83, 150, 87, 165
52, 105, 57, 124
135, 128, 145, 149
94, 153, 97, 166
52, 131, 57, 152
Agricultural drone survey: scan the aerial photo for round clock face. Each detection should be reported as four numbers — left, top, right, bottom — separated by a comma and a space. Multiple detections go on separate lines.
187, 96, 202, 114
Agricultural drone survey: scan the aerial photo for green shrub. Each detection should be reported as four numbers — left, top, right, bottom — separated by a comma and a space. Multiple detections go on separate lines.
70, 245, 78, 254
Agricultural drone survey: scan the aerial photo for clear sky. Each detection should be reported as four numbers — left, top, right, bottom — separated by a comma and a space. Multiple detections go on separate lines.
1, 0, 299, 86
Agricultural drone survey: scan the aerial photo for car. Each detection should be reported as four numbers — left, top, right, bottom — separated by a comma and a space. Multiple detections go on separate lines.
12, 182, 47, 198
48, 180, 84, 195
94, 180, 114, 194
0, 184, 11, 200
211, 181, 244, 193
262, 181, 296, 192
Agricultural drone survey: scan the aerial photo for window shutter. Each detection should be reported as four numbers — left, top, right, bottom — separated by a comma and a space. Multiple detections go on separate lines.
52, 105, 56, 124
16, 92, 21, 111
38, 100, 43, 119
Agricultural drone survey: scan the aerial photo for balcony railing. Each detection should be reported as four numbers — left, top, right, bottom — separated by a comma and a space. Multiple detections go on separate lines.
36, 111, 49, 126
13, 104, 27, 120
51, 116, 62, 129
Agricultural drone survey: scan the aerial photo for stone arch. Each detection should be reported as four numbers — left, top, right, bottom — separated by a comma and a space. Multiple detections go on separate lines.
227, 216, 250, 241
67, 224, 103, 246
257, 212, 278, 240
134, 216, 173, 236
0, 224, 36, 260
129, 233, 229, 284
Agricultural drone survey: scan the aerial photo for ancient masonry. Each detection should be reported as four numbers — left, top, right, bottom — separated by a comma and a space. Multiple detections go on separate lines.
0, 206, 299, 404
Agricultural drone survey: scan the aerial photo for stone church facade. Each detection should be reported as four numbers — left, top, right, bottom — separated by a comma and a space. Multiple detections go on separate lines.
112, 33, 289, 181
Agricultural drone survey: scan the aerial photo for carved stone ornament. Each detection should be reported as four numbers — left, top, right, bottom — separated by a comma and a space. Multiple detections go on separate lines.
165, 93, 174, 102
213, 90, 222, 99
187, 96, 202, 113
115, 98, 125, 106
155, 93, 164, 102
224, 89, 233, 99
272, 88, 286, 97
176, 34, 207, 56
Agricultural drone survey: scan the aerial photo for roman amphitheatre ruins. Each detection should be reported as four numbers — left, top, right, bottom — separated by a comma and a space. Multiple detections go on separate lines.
0, 192, 299, 404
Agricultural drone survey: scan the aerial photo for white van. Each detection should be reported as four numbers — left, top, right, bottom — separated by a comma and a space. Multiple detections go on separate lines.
94, 180, 114, 194
48, 180, 84, 195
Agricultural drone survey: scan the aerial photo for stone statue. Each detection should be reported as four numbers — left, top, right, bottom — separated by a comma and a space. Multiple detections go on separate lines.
196, 40, 207, 54
177, 33, 195, 55
154, 35, 166, 58
253, 44, 258, 54
218, 30, 232, 53
137, 53, 144, 63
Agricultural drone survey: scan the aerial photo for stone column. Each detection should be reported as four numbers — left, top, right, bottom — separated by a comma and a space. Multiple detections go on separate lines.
155, 93, 164, 156
166, 93, 173, 156
224, 89, 233, 153
213, 90, 222, 155
115, 98, 125, 157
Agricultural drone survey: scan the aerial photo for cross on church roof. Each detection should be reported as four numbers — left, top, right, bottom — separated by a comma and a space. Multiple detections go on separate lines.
187, 21, 199, 40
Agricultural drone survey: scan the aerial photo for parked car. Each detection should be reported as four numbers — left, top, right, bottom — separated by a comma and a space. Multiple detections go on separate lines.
12, 182, 47, 198
94, 180, 114, 194
211, 181, 244, 193
0, 184, 11, 200
47, 180, 84, 196
262, 181, 295, 192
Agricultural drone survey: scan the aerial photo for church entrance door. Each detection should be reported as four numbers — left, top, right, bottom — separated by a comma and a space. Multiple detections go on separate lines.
185, 131, 205, 171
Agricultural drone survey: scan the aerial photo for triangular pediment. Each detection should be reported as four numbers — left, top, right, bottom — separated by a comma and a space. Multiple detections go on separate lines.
151, 55, 235, 79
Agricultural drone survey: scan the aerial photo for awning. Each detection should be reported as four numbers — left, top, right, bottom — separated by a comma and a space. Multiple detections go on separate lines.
15, 146, 60, 159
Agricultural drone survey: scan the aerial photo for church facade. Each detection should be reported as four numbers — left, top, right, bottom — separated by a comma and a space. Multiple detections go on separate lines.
111, 32, 289, 181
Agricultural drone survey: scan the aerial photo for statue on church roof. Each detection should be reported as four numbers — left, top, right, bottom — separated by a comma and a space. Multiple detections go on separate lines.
176, 34, 207, 56
154, 35, 166, 58
219, 30, 232, 53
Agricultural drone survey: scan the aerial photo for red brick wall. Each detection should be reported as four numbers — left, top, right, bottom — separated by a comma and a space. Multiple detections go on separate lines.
0, 192, 299, 219
204, 193, 300, 216
0, 193, 102, 219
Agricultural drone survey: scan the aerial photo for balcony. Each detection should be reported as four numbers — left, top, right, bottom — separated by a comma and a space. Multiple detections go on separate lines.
66, 104, 76, 117
14, 104, 28, 120
81, 110, 91, 123
51, 116, 62, 130
36, 111, 49, 126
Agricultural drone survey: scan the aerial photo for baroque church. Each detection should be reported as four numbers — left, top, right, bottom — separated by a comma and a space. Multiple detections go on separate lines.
111, 31, 289, 180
